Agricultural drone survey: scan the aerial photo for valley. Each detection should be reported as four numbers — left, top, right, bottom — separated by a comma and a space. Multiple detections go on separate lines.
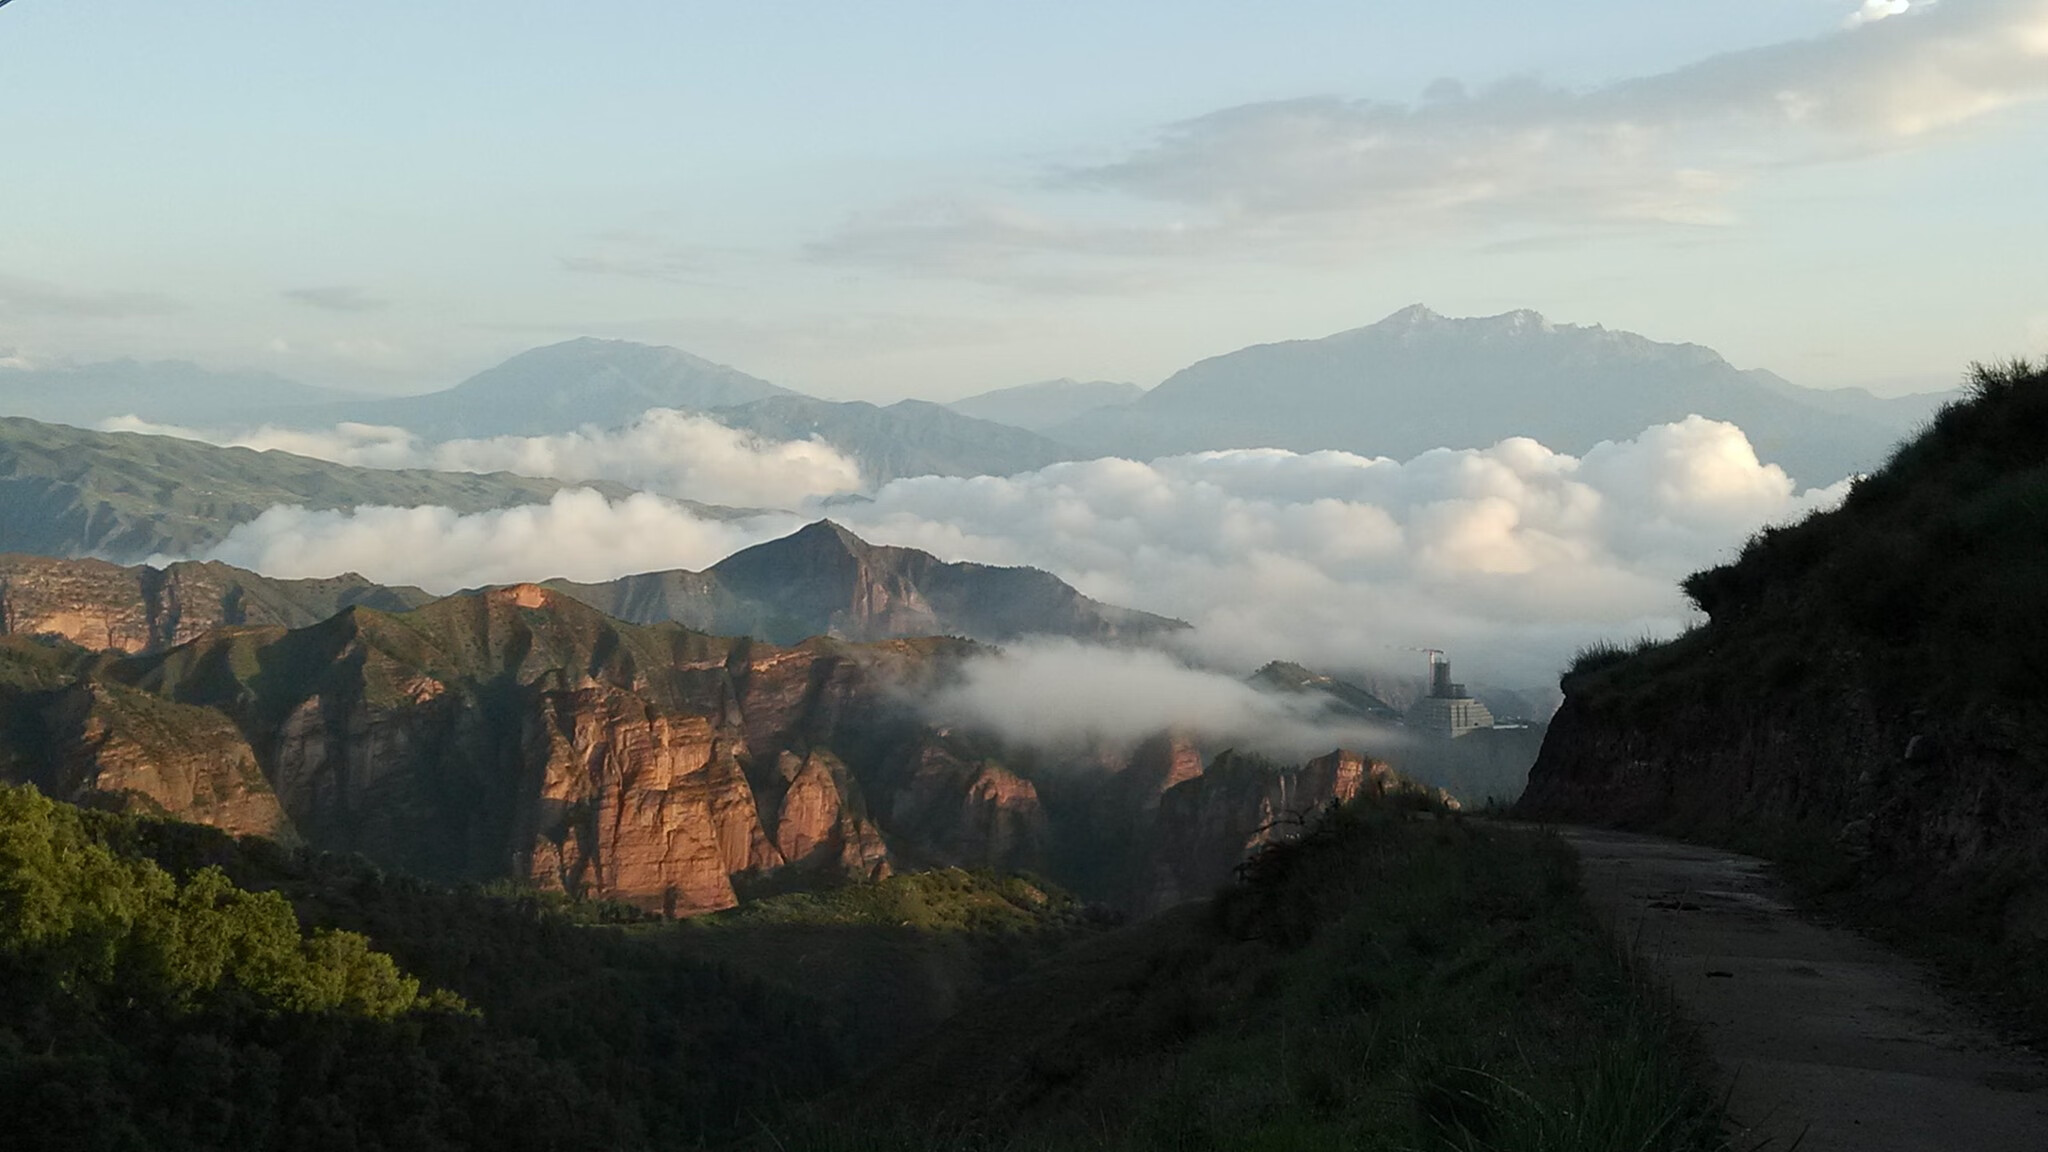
2, 325, 2029, 1152
10, 3, 2045, 1147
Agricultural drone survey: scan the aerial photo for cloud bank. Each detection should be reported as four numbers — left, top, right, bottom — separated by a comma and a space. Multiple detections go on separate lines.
103, 409, 865, 509
926, 638, 1400, 761
825, 416, 1846, 684
196, 489, 804, 591
184, 416, 1845, 687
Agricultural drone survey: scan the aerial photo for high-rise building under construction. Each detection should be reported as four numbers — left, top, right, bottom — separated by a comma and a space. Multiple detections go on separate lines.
1406, 651, 1494, 738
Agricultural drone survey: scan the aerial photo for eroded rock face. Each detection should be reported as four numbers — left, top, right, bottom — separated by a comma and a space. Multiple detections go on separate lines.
0, 553, 426, 653
524, 686, 781, 914
1133, 749, 1391, 914
2, 575, 1384, 916
0, 555, 166, 652
30, 681, 294, 841
769, 750, 891, 879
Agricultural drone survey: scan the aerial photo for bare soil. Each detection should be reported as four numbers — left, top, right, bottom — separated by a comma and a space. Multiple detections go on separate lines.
1556, 826, 2048, 1151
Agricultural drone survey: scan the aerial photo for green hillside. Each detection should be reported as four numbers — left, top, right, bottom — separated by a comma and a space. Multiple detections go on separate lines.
0, 783, 1105, 1150
0, 417, 657, 560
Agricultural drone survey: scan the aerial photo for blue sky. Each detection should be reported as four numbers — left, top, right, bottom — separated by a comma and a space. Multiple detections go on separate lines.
2, 0, 2044, 398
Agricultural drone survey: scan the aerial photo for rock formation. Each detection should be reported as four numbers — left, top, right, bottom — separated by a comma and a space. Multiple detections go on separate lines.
0, 553, 431, 653
0, 577, 1361, 917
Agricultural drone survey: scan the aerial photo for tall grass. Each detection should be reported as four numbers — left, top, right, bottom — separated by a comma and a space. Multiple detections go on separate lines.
759, 807, 1728, 1151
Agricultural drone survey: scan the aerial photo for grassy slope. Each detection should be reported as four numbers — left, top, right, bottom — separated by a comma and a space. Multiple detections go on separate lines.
0, 416, 671, 558
772, 805, 1724, 1152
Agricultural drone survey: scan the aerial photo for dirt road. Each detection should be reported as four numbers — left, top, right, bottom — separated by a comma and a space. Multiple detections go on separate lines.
1555, 827, 2048, 1151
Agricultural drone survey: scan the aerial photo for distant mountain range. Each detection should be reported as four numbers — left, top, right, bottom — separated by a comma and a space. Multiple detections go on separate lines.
0, 308, 1957, 492
708, 395, 1073, 485
273, 339, 1075, 485
306, 337, 797, 437
945, 379, 1145, 433
1045, 306, 1952, 486
1, 520, 1181, 652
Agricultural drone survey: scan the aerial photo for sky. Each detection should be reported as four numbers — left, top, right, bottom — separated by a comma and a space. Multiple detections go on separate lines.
4, 0, 2046, 399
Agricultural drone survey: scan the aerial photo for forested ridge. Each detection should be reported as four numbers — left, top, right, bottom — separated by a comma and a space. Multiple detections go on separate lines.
0, 782, 859, 1150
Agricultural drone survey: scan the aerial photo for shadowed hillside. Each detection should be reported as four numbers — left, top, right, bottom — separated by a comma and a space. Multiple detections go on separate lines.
1519, 357, 2048, 1033
770, 801, 1723, 1151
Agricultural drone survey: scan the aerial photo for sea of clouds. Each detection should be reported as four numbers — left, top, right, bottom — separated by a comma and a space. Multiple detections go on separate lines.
127, 408, 1846, 698
103, 408, 862, 509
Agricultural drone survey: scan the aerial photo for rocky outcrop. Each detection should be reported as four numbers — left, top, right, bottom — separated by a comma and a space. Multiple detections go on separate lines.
1, 675, 294, 841
1518, 646, 2045, 918
1134, 749, 1403, 913
769, 750, 891, 878
0, 552, 430, 653
523, 684, 782, 914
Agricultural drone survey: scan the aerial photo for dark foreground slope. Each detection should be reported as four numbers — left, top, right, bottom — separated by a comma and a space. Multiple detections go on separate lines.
1519, 359, 2048, 1028
772, 804, 1723, 1151
0, 782, 1093, 1151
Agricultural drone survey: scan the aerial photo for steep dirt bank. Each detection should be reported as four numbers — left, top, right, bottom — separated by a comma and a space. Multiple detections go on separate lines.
1519, 361, 2048, 991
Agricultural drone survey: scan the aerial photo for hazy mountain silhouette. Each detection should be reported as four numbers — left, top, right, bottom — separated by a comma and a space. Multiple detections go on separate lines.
310, 337, 796, 438
946, 379, 1145, 432
712, 395, 1076, 483
1046, 306, 1954, 486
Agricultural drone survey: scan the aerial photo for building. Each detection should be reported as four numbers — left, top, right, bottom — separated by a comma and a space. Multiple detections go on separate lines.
1406, 653, 1494, 739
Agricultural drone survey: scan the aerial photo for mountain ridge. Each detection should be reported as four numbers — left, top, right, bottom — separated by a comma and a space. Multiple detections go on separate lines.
1, 519, 1185, 654
1047, 305, 1951, 485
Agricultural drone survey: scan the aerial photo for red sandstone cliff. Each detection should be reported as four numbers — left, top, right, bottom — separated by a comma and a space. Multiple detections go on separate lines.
1, 574, 1371, 918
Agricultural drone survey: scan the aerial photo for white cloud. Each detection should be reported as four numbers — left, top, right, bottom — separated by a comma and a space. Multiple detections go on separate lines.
186, 416, 1847, 690
192, 489, 803, 591
824, 417, 1848, 685
816, 0, 2048, 283
1849, 1, 1917, 27
102, 408, 865, 509
925, 638, 1400, 761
